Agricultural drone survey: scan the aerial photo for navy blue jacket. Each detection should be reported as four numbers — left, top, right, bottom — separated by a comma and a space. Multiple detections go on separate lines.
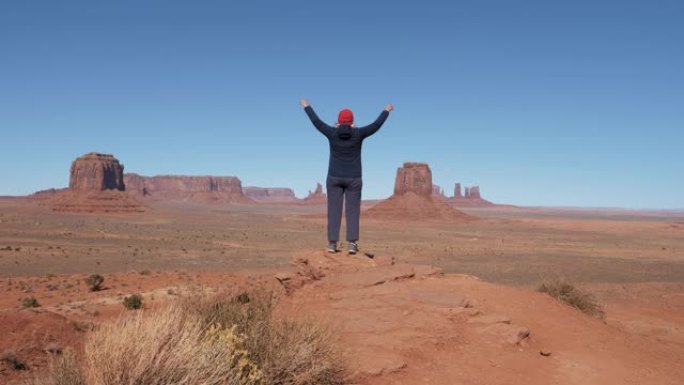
305, 106, 389, 178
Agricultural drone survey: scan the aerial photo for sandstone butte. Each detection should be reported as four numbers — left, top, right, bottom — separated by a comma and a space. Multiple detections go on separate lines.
47, 153, 144, 213
366, 162, 473, 221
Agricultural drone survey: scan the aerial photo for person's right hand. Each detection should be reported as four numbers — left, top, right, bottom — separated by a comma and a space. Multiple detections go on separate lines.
384, 104, 394, 112
299, 99, 310, 108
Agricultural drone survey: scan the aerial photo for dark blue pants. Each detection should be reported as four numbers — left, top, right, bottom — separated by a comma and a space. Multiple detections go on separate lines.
326, 176, 362, 242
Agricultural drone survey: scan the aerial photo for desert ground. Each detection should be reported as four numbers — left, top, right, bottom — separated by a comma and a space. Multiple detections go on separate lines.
1, 198, 683, 384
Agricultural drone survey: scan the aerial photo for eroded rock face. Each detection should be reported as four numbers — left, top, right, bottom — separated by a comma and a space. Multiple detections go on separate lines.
432, 185, 446, 198
465, 186, 482, 199
450, 183, 493, 207
243, 187, 297, 202
69, 153, 125, 191
123, 174, 252, 203
454, 183, 462, 198
302, 183, 326, 204
47, 153, 144, 213
393, 163, 433, 197
367, 162, 473, 221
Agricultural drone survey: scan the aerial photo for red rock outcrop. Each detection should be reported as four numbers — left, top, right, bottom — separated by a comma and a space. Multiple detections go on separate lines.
47, 153, 144, 213
243, 187, 298, 203
69, 153, 125, 191
432, 184, 446, 199
302, 183, 326, 205
450, 183, 494, 207
465, 186, 481, 199
393, 162, 433, 197
124, 174, 252, 204
367, 163, 472, 221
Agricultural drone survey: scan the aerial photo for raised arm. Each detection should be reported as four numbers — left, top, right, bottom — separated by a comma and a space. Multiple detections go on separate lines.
300, 99, 333, 139
359, 104, 393, 139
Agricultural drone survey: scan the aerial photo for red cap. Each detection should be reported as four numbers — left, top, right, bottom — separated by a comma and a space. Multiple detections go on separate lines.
338, 109, 354, 125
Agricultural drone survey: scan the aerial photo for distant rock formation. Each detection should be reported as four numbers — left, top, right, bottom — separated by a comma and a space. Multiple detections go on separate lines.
124, 174, 252, 204
69, 153, 125, 191
454, 183, 462, 198
367, 163, 472, 221
302, 183, 326, 205
450, 183, 494, 207
243, 187, 298, 203
47, 153, 144, 213
394, 162, 433, 197
465, 186, 481, 199
432, 184, 446, 199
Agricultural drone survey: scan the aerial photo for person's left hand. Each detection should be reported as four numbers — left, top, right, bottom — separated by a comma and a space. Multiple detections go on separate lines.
384, 104, 394, 112
299, 99, 310, 108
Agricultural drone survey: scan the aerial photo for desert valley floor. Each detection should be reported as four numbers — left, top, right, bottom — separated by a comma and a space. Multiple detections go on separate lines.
1, 199, 683, 384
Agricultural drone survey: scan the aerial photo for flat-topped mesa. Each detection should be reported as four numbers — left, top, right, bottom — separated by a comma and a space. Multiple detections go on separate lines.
123, 174, 252, 203
243, 187, 298, 202
393, 162, 433, 197
69, 152, 125, 191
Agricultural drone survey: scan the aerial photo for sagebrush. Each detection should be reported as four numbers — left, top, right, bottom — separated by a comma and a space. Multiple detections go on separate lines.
538, 280, 605, 319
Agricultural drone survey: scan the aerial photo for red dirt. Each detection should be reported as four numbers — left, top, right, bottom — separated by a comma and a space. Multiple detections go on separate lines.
365, 192, 474, 221
279, 251, 684, 385
46, 190, 145, 213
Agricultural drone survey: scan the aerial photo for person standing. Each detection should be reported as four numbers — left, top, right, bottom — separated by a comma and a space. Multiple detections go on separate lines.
300, 99, 393, 254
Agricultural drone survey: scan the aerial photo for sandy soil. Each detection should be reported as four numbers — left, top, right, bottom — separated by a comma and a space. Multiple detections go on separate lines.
1, 198, 683, 384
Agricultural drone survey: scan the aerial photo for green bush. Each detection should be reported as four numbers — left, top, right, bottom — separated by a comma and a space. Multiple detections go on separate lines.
85, 274, 104, 292
122, 294, 143, 310
22, 296, 40, 308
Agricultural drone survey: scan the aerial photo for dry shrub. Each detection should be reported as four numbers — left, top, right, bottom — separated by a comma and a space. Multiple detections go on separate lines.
37, 290, 344, 385
538, 280, 605, 319
121, 293, 143, 310
85, 275, 104, 292
32, 348, 86, 385
182, 290, 346, 385
84, 306, 257, 385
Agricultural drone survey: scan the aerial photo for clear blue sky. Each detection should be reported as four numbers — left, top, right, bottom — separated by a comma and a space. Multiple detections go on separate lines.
1, 0, 682, 208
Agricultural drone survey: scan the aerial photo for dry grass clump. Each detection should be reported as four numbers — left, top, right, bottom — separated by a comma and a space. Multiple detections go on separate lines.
182, 290, 346, 385
40, 348, 86, 385
85, 306, 258, 385
37, 289, 345, 385
538, 280, 605, 319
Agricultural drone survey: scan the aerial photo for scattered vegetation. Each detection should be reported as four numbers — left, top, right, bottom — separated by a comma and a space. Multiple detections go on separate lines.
22, 296, 40, 308
1, 350, 27, 370
36, 289, 344, 385
138, 269, 151, 276
122, 293, 144, 310
182, 290, 346, 385
538, 280, 605, 319
85, 274, 104, 292
48, 349, 85, 385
